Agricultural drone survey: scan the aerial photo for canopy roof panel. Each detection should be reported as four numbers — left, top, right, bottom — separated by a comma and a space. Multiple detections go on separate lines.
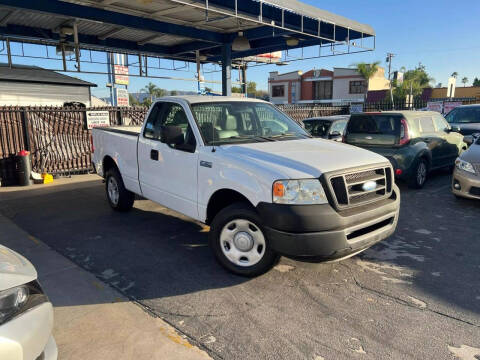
0, 0, 375, 62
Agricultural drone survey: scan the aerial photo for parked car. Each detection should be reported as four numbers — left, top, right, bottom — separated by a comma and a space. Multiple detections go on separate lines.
344, 111, 466, 188
92, 96, 400, 277
0, 244, 57, 360
452, 133, 480, 199
445, 104, 480, 135
302, 115, 349, 141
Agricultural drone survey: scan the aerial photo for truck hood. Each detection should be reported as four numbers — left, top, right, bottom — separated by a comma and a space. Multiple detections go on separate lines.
0, 245, 37, 291
222, 138, 389, 178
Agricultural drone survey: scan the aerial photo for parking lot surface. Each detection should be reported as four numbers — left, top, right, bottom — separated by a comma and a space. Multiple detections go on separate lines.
1, 173, 479, 360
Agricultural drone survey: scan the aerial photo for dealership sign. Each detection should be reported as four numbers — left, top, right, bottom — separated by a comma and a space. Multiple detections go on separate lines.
426, 102, 443, 113
114, 65, 129, 85
86, 111, 110, 129
116, 88, 130, 107
443, 101, 462, 114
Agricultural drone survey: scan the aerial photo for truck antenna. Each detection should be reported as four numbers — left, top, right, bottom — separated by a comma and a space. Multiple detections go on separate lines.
211, 118, 216, 152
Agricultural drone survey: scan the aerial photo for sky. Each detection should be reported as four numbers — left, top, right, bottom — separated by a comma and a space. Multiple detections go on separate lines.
2, 0, 479, 99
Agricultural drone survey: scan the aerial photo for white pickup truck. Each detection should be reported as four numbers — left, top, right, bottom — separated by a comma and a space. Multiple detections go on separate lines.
92, 96, 400, 276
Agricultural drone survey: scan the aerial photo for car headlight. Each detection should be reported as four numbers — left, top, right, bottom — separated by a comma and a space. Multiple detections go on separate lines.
455, 158, 475, 174
0, 281, 48, 325
273, 179, 328, 204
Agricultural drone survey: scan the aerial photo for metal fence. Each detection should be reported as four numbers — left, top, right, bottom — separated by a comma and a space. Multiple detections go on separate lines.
277, 104, 349, 122
0, 106, 148, 180
2, 99, 479, 185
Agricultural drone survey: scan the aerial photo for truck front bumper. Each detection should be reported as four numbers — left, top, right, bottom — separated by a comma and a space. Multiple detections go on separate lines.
256, 185, 400, 259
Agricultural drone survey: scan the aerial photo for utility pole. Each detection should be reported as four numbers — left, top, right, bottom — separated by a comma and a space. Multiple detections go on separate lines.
386, 53, 395, 109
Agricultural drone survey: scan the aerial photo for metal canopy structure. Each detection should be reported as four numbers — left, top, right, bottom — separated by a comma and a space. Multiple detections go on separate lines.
0, 0, 375, 95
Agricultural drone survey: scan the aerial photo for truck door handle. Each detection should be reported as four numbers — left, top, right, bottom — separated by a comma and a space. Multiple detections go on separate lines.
150, 149, 159, 161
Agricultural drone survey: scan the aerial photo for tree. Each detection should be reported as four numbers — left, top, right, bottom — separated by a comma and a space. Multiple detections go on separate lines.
353, 61, 381, 102
393, 64, 434, 101
462, 77, 468, 87
247, 81, 257, 94
451, 72, 458, 78
170, 90, 178, 96
129, 94, 140, 106
473, 78, 480, 87
142, 82, 166, 104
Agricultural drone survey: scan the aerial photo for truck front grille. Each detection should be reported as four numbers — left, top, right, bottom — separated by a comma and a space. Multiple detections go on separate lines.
328, 166, 393, 209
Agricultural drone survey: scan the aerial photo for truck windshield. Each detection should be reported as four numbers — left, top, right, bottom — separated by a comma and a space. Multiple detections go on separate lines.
190, 102, 310, 145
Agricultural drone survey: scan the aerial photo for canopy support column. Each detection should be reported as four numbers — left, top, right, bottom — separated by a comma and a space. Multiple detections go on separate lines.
221, 43, 232, 96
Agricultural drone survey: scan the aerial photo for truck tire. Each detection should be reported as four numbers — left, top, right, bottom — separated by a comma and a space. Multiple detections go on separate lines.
209, 202, 278, 277
408, 158, 428, 189
105, 168, 134, 212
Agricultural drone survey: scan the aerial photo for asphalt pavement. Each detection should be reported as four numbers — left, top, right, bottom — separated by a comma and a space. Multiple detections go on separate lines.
0, 172, 479, 360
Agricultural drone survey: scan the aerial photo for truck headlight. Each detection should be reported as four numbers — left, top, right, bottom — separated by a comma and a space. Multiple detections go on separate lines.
273, 179, 328, 205
0, 281, 48, 325
455, 158, 475, 174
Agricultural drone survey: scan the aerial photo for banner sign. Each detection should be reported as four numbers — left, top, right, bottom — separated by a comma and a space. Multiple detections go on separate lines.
114, 65, 129, 85
86, 111, 110, 129
443, 101, 462, 115
426, 102, 443, 113
116, 88, 130, 107
350, 104, 363, 114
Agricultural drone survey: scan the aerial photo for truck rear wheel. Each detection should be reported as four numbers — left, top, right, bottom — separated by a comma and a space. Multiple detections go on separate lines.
209, 202, 278, 277
105, 168, 134, 212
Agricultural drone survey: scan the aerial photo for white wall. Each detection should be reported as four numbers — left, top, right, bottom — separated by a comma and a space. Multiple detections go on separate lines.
0, 82, 91, 107
269, 81, 289, 104
332, 68, 364, 102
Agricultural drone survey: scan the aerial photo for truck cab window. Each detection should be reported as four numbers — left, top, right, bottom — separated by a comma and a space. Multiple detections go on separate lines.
162, 103, 196, 152
143, 103, 164, 139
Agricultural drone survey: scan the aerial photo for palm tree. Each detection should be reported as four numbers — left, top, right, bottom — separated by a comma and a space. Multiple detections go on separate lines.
462, 77, 468, 87
142, 82, 159, 103
354, 61, 381, 103
451, 72, 458, 78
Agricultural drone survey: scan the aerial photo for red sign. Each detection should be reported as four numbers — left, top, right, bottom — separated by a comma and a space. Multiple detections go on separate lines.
114, 65, 129, 85
443, 102, 462, 115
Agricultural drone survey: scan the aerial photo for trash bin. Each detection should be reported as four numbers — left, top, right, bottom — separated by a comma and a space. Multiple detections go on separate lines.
16, 150, 33, 186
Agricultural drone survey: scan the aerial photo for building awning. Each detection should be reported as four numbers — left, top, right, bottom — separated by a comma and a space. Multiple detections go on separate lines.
0, 0, 375, 62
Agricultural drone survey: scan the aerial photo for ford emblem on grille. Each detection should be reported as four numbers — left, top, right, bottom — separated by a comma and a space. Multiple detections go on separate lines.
362, 180, 377, 192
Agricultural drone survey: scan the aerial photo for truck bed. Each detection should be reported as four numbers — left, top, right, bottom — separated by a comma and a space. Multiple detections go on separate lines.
92, 125, 142, 195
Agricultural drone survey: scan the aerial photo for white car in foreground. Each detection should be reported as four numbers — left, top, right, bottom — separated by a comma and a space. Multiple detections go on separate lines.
0, 244, 57, 360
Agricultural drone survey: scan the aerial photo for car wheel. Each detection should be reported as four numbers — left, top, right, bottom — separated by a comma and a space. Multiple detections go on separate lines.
105, 168, 134, 212
209, 202, 278, 277
408, 158, 428, 189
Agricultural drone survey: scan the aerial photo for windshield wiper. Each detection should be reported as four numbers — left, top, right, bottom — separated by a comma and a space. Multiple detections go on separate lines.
226, 135, 275, 142
266, 132, 311, 139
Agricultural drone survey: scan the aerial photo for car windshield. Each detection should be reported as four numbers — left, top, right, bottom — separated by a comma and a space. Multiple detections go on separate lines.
190, 102, 309, 145
445, 107, 480, 124
347, 114, 399, 135
303, 120, 331, 137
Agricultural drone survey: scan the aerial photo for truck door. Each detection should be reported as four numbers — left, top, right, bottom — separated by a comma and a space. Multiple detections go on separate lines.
138, 101, 199, 220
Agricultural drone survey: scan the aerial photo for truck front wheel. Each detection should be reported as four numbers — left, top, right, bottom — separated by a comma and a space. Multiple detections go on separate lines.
209, 202, 278, 277
105, 168, 134, 212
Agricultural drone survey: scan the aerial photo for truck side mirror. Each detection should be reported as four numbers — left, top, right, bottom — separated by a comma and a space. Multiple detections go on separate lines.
329, 131, 341, 139
160, 125, 184, 145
